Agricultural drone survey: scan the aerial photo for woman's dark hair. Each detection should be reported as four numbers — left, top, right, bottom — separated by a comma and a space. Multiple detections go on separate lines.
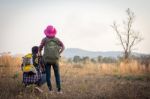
32, 46, 38, 54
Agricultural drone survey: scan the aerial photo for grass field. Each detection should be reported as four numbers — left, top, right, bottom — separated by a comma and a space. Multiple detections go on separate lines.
0, 55, 150, 99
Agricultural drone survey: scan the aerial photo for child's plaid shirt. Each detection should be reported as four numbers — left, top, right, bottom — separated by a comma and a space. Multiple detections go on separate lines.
23, 71, 42, 84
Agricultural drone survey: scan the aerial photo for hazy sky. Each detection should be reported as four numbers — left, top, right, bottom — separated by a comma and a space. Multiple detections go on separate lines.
0, 0, 150, 54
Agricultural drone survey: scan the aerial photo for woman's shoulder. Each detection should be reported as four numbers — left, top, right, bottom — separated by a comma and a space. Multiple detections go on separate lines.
54, 37, 60, 40
41, 37, 47, 42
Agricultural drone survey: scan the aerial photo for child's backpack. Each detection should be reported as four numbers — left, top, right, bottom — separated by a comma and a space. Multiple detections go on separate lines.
22, 53, 37, 74
43, 37, 61, 63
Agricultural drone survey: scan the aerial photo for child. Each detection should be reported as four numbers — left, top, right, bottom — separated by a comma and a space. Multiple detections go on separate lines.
22, 46, 46, 93
38, 25, 64, 93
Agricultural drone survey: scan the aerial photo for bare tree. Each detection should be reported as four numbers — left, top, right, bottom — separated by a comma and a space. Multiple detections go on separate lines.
112, 8, 143, 60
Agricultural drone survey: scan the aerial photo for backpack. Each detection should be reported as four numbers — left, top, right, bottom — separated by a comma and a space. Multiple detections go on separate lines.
22, 53, 37, 74
43, 37, 60, 63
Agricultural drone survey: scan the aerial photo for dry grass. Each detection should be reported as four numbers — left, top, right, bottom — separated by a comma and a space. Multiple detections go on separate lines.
0, 55, 21, 77
98, 60, 150, 75
0, 55, 150, 99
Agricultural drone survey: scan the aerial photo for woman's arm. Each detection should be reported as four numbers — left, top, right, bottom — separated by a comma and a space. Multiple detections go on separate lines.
38, 38, 46, 56
58, 39, 65, 53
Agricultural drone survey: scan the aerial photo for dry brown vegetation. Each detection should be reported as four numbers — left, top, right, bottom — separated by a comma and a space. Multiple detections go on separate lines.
0, 55, 150, 99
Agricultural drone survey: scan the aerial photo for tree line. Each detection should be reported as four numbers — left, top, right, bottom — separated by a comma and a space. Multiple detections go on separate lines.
66, 54, 150, 65
68, 56, 117, 64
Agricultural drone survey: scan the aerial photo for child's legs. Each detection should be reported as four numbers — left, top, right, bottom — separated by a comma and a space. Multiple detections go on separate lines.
45, 63, 52, 90
38, 73, 46, 86
52, 63, 61, 91
36, 72, 46, 86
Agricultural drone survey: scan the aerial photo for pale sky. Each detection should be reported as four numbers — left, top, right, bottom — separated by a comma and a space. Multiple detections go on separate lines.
0, 0, 150, 54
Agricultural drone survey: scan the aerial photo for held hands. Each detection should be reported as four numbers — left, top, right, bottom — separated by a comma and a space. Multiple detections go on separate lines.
38, 52, 42, 57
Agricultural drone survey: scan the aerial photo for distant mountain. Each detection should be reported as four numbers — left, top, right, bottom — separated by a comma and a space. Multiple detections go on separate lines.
62, 48, 146, 59
62, 48, 123, 58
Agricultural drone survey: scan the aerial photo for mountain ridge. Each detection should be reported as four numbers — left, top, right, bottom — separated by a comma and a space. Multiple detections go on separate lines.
62, 48, 147, 58
63, 48, 123, 58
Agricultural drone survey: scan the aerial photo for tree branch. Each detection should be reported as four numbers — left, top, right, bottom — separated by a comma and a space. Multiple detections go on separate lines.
112, 22, 126, 51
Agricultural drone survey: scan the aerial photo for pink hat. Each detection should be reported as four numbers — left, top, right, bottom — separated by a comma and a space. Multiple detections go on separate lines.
44, 25, 57, 37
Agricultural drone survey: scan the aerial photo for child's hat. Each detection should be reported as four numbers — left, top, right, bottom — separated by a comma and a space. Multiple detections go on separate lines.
44, 25, 57, 37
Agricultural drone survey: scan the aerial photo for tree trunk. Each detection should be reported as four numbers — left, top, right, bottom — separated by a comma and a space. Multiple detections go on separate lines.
124, 51, 129, 60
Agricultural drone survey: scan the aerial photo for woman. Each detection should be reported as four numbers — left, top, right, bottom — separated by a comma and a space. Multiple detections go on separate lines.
38, 25, 65, 94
